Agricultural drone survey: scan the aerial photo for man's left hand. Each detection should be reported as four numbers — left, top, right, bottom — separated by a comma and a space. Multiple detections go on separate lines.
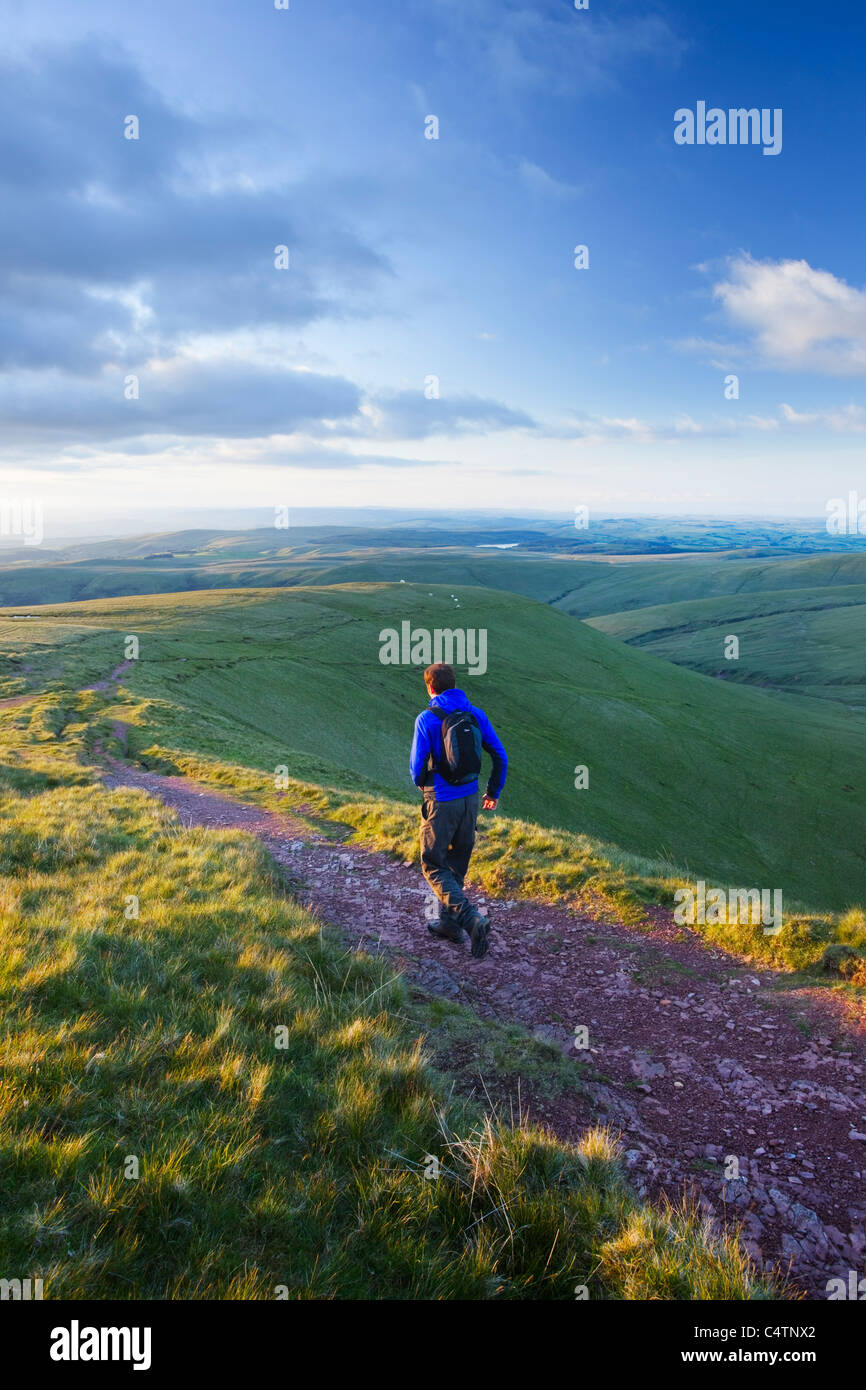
482, 796, 498, 811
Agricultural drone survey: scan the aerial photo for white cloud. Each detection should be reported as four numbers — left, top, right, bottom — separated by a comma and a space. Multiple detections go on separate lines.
561, 412, 706, 445
711, 255, 866, 374
779, 401, 866, 432
747, 402, 866, 433
746, 414, 781, 431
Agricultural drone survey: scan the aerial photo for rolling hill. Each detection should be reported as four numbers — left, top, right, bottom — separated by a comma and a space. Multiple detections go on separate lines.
586, 587, 866, 705
2, 581, 865, 913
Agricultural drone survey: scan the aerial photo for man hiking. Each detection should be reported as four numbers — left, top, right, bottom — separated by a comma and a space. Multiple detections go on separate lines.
409, 662, 508, 960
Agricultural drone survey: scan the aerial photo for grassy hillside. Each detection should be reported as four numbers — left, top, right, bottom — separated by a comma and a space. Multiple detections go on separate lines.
588, 586, 866, 706
3, 543, 864, 736
3, 582, 866, 913
0, 698, 775, 1300
5, 528, 866, 613
553, 553, 866, 619
0, 550, 584, 609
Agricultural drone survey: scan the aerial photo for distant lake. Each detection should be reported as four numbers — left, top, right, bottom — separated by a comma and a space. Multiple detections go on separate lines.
476, 542, 518, 549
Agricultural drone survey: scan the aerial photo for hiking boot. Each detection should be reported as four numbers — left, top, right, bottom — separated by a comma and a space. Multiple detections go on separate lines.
468, 913, 490, 960
427, 920, 466, 945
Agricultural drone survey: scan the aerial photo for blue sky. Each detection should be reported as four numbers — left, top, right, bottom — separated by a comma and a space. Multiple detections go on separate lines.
1, 0, 865, 529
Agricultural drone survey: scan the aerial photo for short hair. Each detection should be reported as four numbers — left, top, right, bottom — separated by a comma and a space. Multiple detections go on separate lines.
424, 663, 455, 693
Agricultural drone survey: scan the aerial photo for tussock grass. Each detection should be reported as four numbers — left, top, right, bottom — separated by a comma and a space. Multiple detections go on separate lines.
0, 717, 778, 1299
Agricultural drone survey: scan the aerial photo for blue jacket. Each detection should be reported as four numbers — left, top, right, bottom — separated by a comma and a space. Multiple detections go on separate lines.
410, 688, 508, 803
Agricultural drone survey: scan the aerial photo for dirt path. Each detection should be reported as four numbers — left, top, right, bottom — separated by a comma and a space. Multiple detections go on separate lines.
83, 660, 134, 693
0, 661, 131, 708
0, 693, 36, 710
99, 754, 866, 1298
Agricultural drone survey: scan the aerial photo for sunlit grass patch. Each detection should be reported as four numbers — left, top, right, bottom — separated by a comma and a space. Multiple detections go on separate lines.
0, 761, 778, 1299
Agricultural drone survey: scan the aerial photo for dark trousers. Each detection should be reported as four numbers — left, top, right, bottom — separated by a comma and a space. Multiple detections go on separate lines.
420, 791, 479, 926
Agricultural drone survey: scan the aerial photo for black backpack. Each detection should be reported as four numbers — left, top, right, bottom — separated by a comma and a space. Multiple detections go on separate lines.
431, 706, 482, 785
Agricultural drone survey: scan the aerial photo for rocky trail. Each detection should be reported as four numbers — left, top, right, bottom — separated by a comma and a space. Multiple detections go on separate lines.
99, 751, 866, 1299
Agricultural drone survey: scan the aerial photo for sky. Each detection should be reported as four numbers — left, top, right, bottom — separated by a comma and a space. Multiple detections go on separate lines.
1, 0, 865, 535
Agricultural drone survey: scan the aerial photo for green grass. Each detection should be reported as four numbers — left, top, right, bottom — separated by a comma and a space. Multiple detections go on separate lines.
4, 582, 866, 913
5, 580, 866, 982
2, 551, 863, 1301
116, 741, 866, 982
5, 538, 866, 716
586, 586, 866, 707
0, 711, 776, 1300
7, 664, 863, 987
6, 528, 866, 613
553, 552, 866, 619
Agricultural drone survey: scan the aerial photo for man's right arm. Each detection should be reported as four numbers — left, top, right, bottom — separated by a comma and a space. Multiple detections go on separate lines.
477, 712, 507, 801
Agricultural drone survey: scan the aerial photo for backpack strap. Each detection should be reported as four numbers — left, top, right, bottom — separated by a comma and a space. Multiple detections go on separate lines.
428, 706, 447, 774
